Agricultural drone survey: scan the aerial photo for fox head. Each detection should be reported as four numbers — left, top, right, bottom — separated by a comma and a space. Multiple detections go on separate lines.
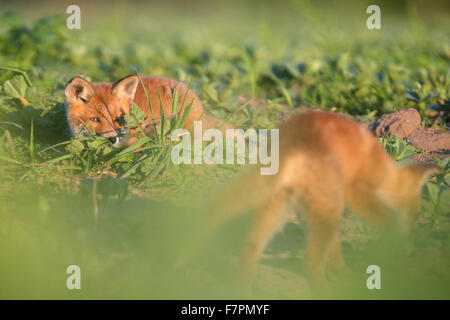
64, 74, 139, 146
387, 163, 442, 234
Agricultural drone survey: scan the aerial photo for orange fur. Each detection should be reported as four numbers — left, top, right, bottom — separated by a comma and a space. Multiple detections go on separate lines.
65, 75, 229, 146
197, 110, 440, 293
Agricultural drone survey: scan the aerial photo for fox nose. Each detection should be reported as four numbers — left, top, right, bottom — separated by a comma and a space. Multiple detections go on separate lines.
108, 136, 118, 144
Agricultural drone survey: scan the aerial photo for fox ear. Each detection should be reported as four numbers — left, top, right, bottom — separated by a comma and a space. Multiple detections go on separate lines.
65, 77, 94, 104
111, 74, 139, 102
404, 163, 443, 186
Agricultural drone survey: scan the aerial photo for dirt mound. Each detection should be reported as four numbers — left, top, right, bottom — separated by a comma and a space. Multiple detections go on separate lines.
370, 108, 450, 162
371, 108, 422, 138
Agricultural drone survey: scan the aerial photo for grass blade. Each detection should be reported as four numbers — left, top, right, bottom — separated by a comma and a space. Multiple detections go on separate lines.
156, 87, 165, 143
0, 155, 24, 165
44, 154, 75, 164
136, 72, 158, 139
30, 120, 35, 164
170, 88, 179, 132
178, 99, 194, 129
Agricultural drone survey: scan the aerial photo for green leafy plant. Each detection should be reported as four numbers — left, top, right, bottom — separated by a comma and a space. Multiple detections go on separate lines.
380, 134, 417, 164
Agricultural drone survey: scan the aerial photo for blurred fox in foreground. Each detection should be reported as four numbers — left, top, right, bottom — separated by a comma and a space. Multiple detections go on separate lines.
189, 110, 441, 293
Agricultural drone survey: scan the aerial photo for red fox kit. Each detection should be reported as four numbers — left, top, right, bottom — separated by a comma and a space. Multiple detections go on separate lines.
64, 74, 228, 146
193, 111, 440, 293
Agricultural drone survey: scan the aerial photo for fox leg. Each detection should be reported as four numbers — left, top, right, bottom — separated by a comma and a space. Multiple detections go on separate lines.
240, 189, 289, 284
346, 185, 395, 228
303, 199, 344, 294
346, 185, 408, 255
327, 233, 350, 281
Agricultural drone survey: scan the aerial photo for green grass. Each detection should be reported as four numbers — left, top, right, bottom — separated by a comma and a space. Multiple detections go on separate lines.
0, 0, 449, 299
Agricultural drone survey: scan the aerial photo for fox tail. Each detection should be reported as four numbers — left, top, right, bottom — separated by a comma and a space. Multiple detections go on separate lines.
177, 168, 274, 264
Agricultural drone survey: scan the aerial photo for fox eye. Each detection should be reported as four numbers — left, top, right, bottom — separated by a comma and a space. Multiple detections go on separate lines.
90, 117, 100, 122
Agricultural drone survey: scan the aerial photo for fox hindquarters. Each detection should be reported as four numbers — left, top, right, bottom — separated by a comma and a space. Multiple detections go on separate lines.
202, 111, 440, 294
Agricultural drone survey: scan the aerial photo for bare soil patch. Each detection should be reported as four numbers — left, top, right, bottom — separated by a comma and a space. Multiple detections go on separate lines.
369, 108, 449, 163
